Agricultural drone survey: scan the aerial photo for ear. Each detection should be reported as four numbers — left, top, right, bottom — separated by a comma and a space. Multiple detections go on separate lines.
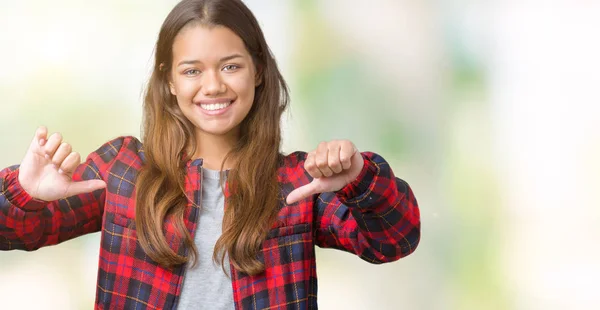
254, 71, 263, 87
169, 81, 177, 95
254, 66, 263, 87
161, 63, 177, 95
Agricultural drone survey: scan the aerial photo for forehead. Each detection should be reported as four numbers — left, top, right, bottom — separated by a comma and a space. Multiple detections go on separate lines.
172, 24, 250, 62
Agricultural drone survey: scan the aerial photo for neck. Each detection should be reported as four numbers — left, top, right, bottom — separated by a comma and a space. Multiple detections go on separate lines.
191, 130, 238, 170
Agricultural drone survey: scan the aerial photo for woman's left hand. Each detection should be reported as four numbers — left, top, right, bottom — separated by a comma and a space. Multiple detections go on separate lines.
286, 140, 364, 204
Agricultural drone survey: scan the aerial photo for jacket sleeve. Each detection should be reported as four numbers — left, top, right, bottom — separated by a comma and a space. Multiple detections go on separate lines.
0, 137, 129, 251
313, 152, 421, 263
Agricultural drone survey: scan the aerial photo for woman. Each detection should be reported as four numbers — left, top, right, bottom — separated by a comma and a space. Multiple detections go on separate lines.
0, 0, 420, 309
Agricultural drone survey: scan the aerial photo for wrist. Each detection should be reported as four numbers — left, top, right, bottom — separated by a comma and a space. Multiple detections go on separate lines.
17, 169, 35, 198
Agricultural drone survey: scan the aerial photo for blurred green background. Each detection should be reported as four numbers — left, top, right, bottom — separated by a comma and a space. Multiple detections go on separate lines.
1, 1, 599, 309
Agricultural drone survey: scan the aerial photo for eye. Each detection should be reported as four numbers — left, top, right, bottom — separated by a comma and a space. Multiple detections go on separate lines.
223, 64, 240, 71
184, 69, 201, 76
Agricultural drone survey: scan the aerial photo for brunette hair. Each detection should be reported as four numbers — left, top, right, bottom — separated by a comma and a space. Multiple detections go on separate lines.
135, 0, 288, 275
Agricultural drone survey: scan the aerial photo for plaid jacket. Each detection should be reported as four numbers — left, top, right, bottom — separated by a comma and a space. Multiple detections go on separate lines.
0, 136, 420, 309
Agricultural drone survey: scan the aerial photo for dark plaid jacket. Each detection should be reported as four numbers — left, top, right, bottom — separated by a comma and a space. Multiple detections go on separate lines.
0, 136, 420, 309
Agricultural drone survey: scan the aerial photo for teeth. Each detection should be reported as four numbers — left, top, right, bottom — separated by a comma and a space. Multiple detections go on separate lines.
200, 101, 232, 111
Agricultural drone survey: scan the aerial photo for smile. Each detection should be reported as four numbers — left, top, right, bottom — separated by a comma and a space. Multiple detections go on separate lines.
200, 100, 233, 111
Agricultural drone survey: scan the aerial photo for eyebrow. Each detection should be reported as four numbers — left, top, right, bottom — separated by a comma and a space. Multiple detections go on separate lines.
177, 54, 244, 67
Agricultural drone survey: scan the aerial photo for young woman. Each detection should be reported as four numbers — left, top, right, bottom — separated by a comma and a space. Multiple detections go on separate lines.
0, 0, 420, 309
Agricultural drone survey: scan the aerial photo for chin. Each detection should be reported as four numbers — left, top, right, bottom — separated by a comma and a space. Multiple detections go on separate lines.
197, 126, 236, 137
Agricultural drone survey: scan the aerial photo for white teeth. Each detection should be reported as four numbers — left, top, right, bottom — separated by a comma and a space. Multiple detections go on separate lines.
200, 101, 232, 111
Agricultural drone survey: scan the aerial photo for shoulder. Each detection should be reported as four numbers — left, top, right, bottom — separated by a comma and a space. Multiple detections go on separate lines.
277, 151, 309, 185
90, 135, 145, 164
279, 151, 307, 169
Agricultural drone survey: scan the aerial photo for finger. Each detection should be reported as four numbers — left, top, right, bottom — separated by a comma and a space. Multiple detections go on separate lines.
339, 141, 356, 170
32, 126, 48, 148
286, 182, 319, 204
328, 142, 343, 174
43, 133, 63, 159
65, 180, 107, 197
52, 143, 73, 168
315, 142, 334, 177
59, 152, 81, 175
304, 151, 322, 178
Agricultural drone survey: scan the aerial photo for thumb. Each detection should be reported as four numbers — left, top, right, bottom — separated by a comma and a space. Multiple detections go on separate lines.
65, 180, 107, 197
286, 181, 319, 205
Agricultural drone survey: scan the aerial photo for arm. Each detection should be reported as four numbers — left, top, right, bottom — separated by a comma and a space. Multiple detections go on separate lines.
313, 152, 421, 263
0, 134, 127, 251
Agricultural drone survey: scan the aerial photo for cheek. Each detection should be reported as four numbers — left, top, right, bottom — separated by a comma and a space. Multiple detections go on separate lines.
174, 79, 200, 100
228, 75, 256, 100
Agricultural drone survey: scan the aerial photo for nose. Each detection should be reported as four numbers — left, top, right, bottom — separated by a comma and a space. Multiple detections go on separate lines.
200, 70, 226, 96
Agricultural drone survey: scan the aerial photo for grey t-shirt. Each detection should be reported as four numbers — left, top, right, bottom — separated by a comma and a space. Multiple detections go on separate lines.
177, 168, 234, 309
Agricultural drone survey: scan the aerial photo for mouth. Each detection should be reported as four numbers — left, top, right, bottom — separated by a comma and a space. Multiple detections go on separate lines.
197, 99, 234, 111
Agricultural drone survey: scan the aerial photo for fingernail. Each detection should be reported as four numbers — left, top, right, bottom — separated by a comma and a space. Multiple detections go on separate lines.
44, 154, 50, 159
58, 169, 64, 174
39, 139, 45, 146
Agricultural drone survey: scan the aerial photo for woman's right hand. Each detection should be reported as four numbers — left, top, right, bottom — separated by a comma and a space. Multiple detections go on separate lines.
17, 126, 107, 201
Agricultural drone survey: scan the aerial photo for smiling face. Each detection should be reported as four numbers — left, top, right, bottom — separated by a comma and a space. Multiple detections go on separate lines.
169, 24, 259, 141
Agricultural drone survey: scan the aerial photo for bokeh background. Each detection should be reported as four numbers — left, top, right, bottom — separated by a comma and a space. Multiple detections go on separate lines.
1, 0, 599, 309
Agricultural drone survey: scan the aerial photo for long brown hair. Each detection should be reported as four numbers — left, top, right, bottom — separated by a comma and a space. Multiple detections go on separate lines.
135, 0, 289, 275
